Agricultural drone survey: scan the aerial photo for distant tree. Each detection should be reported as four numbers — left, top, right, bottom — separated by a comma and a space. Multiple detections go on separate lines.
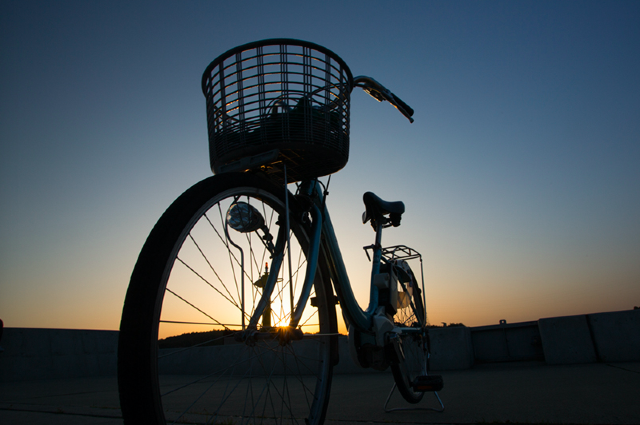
158, 329, 232, 349
427, 322, 465, 328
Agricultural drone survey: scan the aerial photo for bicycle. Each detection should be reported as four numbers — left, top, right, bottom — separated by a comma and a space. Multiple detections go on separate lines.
118, 38, 443, 425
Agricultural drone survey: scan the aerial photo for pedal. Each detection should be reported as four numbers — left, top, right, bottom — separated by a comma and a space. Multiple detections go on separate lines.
412, 375, 443, 392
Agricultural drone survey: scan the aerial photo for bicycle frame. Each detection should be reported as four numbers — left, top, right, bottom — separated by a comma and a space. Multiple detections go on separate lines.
308, 181, 372, 332
293, 179, 424, 336
236, 174, 426, 347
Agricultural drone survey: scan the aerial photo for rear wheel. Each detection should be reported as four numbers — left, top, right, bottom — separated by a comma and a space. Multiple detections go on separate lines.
389, 260, 428, 404
118, 173, 337, 425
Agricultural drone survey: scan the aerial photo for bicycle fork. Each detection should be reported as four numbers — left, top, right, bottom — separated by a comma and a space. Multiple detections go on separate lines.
225, 192, 323, 345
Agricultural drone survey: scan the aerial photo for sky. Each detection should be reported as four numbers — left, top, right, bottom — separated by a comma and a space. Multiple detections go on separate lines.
1, 0, 639, 331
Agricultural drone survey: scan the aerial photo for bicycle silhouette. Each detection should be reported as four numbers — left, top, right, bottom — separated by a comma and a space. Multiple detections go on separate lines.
118, 39, 443, 425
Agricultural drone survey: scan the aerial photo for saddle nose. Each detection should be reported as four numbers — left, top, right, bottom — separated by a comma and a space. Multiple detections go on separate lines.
363, 192, 405, 227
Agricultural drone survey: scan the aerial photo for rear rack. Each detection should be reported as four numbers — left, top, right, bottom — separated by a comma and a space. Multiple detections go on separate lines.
379, 244, 421, 262
364, 244, 421, 262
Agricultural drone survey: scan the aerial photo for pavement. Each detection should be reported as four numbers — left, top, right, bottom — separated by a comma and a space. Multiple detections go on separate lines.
1, 361, 639, 424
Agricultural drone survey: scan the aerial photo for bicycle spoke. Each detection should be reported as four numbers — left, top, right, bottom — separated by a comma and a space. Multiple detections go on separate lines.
187, 230, 240, 309
175, 256, 242, 313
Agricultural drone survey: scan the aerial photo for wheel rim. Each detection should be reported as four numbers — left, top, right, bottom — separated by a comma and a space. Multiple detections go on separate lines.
391, 262, 426, 403
133, 183, 332, 425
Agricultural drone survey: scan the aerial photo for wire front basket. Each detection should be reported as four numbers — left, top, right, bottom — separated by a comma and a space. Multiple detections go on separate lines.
202, 39, 354, 183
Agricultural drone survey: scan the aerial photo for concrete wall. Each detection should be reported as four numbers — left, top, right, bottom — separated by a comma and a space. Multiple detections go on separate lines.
538, 315, 597, 364
429, 326, 474, 370
0, 328, 117, 382
159, 336, 388, 376
471, 321, 543, 363
537, 309, 640, 365
2, 309, 638, 381
334, 335, 388, 374
588, 310, 640, 362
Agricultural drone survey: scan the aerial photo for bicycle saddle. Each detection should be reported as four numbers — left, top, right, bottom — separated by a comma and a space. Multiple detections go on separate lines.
363, 192, 405, 227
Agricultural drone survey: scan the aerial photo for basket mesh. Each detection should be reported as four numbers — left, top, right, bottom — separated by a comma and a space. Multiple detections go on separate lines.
202, 39, 353, 183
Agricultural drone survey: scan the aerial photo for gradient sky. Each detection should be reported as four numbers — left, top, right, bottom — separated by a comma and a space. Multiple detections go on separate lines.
1, 0, 639, 331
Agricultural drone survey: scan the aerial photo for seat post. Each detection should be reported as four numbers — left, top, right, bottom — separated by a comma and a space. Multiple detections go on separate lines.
365, 222, 385, 318
371, 222, 384, 273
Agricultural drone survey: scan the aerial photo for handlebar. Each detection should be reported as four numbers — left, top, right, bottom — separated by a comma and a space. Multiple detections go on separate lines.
354, 76, 414, 123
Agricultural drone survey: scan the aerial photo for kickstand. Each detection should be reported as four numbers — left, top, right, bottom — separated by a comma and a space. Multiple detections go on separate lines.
383, 383, 445, 413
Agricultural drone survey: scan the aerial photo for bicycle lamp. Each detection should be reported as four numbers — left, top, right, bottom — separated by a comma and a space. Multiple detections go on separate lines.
226, 202, 265, 233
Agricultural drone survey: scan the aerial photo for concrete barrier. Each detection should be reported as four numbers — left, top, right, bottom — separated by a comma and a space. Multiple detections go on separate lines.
470, 321, 543, 363
334, 335, 389, 374
0, 328, 117, 382
2, 309, 638, 381
160, 343, 305, 376
428, 326, 474, 370
159, 328, 477, 375
587, 309, 640, 362
538, 315, 597, 364
159, 336, 387, 376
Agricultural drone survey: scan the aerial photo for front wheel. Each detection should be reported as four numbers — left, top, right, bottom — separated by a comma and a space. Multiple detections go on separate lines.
118, 173, 338, 425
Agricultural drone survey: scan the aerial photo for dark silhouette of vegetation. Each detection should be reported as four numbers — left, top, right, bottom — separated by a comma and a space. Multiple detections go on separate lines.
428, 322, 466, 328
158, 329, 232, 349
158, 327, 318, 349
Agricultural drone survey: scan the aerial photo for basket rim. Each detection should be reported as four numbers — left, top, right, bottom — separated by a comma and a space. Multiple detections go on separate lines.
201, 38, 354, 95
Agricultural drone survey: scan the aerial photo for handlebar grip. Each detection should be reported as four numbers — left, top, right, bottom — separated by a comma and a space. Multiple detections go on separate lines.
391, 93, 414, 119
354, 75, 415, 122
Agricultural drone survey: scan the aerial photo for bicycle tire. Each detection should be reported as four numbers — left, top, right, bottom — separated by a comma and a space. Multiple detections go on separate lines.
389, 261, 428, 404
118, 172, 338, 425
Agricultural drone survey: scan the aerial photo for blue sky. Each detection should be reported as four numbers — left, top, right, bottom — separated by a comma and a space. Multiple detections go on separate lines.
1, 0, 639, 330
